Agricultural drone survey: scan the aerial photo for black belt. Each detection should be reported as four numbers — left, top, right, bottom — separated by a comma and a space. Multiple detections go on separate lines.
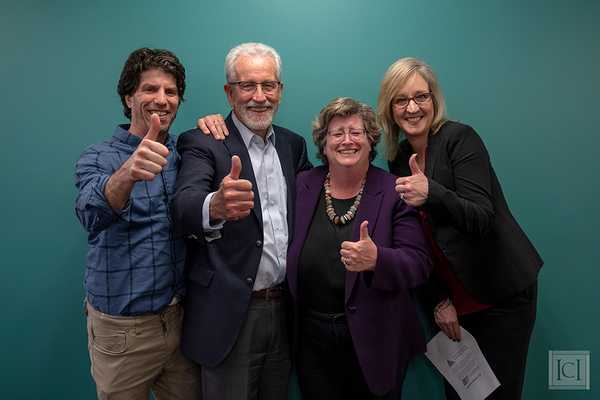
304, 308, 346, 322
252, 284, 284, 300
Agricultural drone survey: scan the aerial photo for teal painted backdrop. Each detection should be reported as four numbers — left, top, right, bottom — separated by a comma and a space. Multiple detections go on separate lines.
1, 0, 598, 398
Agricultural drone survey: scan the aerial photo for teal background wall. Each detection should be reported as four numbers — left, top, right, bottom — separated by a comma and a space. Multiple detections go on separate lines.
1, 0, 598, 398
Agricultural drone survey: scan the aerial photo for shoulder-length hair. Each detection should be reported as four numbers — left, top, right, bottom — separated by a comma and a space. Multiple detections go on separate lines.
377, 57, 447, 161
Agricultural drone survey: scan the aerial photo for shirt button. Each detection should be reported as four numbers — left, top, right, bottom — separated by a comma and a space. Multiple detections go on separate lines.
256, 240, 262, 247
245, 277, 254, 286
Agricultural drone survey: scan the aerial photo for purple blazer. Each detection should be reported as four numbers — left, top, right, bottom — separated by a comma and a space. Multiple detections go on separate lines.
287, 165, 431, 395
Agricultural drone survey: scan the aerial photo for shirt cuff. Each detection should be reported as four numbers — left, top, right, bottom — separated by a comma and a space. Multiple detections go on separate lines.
202, 192, 225, 231
92, 175, 132, 216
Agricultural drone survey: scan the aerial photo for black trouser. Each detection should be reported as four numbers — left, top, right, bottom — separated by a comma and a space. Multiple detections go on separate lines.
296, 309, 399, 400
444, 283, 538, 400
201, 297, 290, 400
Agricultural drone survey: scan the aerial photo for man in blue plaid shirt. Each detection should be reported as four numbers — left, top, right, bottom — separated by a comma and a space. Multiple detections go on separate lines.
75, 48, 200, 400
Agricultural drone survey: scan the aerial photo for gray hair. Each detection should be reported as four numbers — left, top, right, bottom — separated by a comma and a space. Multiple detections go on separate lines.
224, 42, 282, 82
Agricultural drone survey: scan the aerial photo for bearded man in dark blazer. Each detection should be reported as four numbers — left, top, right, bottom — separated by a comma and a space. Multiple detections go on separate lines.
172, 42, 311, 400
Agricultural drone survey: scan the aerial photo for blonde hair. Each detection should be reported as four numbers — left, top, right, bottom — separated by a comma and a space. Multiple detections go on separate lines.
377, 57, 447, 161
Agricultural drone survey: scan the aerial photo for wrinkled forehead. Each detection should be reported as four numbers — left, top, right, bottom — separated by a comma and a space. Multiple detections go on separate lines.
328, 114, 364, 130
136, 68, 178, 89
232, 54, 278, 80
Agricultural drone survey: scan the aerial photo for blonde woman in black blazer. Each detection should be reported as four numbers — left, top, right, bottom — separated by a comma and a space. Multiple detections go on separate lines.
377, 57, 542, 400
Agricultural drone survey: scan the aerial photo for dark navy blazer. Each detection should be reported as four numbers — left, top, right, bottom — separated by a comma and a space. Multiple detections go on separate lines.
172, 113, 311, 367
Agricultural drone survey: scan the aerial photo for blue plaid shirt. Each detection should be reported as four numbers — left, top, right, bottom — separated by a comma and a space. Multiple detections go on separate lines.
75, 125, 185, 316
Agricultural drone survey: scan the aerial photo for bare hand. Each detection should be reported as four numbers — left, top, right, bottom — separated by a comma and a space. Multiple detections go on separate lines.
434, 300, 462, 341
395, 153, 428, 207
124, 114, 169, 182
209, 155, 254, 221
340, 221, 378, 271
104, 114, 169, 210
197, 114, 228, 140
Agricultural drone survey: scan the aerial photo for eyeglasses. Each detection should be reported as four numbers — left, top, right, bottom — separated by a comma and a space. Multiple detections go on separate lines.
327, 128, 366, 142
228, 80, 281, 94
392, 92, 433, 109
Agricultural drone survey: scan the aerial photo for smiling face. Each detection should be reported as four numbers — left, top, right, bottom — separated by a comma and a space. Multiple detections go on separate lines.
224, 54, 282, 137
324, 114, 372, 171
392, 72, 434, 139
125, 68, 180, 139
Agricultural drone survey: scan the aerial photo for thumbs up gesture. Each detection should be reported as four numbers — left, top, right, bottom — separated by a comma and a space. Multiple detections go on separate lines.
340, 221, 378, 272
127, 113, 170, 181
209, 155, 254, 221
395, 153, 428, 207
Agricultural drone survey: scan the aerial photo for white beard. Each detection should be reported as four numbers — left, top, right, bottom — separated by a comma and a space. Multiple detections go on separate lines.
235, 101, 278, 132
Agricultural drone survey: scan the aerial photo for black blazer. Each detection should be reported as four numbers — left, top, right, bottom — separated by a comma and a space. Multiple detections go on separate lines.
171, 113, 311, 367
389, 121, 542, 305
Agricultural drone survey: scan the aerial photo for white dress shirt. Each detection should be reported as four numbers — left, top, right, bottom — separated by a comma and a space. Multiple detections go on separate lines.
202, 112, 288, 290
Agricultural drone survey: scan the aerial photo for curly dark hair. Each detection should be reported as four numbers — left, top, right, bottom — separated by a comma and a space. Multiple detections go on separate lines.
117, 48, 186, 119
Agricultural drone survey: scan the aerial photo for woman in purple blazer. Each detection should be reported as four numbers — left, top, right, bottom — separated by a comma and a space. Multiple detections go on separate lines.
286, 97, 431, 399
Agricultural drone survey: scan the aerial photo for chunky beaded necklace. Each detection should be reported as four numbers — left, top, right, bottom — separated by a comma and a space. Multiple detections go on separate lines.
324, 172, 366, 225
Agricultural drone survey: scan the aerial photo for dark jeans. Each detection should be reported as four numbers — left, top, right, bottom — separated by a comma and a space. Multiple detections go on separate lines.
201, 297, 291, 400
444, 283, 538, 400
297, 310, 399, 400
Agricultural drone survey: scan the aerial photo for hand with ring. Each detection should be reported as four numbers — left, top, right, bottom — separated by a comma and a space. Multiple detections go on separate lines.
339, 221, 377, 272
395, 154, 428, 207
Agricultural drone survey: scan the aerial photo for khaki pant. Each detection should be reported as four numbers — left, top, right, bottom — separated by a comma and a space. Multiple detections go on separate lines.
86, 301, 201, 400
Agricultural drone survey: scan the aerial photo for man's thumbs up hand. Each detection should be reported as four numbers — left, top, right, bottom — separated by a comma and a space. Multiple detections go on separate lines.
209, 155, 254, 221
228, 154, 242, 180
144, 113, 162, 142
125, 114, 170, 182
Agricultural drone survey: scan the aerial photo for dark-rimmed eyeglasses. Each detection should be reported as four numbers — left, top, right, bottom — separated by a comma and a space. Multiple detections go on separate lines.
392, 92, 433, 109
228, 80, 281, 94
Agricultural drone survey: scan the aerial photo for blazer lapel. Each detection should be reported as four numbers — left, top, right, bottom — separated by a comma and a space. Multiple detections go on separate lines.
345, 166, 383, 304
273, 129, 295, 235
425, 130, 439, 178
288, 168, 326, 300
223, 114, 262, 227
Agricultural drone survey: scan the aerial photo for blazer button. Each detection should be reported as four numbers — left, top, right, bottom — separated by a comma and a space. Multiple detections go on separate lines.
347, 305, 357, 313
255, 240, 262, 247
245, 277, 254, 286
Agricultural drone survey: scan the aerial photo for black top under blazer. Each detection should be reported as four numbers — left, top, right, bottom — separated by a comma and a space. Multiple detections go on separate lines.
389, 121, 542, 305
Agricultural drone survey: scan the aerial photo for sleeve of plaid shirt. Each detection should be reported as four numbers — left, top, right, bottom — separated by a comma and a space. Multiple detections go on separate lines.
74, 146, 131, 234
